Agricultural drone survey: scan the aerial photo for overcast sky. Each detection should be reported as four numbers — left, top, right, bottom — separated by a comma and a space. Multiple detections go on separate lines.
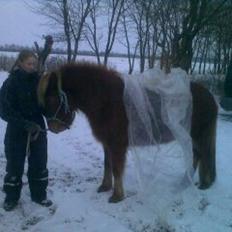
0, 0, 129, 52
0, 0, 48, 46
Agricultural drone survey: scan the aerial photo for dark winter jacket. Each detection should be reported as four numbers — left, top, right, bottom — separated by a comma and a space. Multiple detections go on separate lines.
0, 69, 45, 129
1, 69, 49, 202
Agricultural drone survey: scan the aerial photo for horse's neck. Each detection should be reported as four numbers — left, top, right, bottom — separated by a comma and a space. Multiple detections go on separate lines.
63, 69, 104, 113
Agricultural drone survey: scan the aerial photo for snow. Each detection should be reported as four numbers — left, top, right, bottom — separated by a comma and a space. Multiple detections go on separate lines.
0, 65, 232, 232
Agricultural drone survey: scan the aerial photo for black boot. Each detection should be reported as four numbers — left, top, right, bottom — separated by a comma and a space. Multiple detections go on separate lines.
3, 175, 22, 211
28, 169, 52, 207
3, 199, 18, 211
32, 198, 53, 207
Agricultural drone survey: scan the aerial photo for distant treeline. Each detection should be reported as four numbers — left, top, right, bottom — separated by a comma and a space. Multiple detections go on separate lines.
0, 45, 134, 58
0, 44, 216, 65
0, 45, 138, 73
0, 44, 137, 73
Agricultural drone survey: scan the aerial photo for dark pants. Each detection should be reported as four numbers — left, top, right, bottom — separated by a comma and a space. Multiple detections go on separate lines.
3, 124, 48, 202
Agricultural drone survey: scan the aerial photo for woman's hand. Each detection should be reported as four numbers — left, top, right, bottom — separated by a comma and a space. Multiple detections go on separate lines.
24, 121, 41, 134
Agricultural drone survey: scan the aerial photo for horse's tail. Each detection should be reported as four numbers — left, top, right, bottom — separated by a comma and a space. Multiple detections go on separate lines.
198, 106, 217, 189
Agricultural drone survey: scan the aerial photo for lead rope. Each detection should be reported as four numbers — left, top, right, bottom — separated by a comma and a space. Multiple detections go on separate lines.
26, 132, 32, 157
26, 128, 48, 157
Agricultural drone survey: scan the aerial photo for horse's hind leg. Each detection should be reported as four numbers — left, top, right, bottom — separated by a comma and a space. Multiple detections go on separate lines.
193, 147, 199, 171
98, 146, 112, 192
197, 119, 217, 189
108, 146, 126, 203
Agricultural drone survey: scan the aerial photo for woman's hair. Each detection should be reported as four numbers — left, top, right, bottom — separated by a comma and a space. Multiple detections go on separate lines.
10, 49, 37, 73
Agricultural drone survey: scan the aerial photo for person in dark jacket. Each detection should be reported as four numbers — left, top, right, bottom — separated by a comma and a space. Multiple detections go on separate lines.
0, 50, 52, 211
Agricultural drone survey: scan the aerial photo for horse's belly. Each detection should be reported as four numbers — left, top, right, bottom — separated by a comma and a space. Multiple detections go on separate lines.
129, 116, 174, 146
126, 89, 174, 147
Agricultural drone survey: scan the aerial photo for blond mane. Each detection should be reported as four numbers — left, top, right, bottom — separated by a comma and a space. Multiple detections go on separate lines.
37, 70, 63, 107
37, 72, 51, 107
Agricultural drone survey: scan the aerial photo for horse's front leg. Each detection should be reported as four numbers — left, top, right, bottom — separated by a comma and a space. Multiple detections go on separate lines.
98, 146, 112, 192
109, 147, 126, 203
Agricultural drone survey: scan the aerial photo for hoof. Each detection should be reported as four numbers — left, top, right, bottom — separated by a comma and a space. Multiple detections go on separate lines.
97, 185, 112, 193
195, 182, 199, 187
195, 181, 209, 189
197, 180, 213, 190
108, 194, 124, 203
198, 183, 211, 190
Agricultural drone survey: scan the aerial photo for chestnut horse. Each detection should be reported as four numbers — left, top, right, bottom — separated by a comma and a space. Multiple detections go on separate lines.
37, 62, 218, 203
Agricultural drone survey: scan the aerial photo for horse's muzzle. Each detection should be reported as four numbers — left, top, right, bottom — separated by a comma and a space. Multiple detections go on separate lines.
47, 120, 68, 133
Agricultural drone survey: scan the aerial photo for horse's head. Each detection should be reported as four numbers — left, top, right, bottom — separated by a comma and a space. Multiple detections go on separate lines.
37, 71, 75, 133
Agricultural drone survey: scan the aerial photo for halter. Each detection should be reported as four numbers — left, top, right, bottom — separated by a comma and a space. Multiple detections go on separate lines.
46, 89, 73, 129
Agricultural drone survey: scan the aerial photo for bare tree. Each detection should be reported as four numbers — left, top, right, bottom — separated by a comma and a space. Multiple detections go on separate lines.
127, 0, 153, 72
31, 0, 91, 62
85, 0, 124, 66
147, 22, 160, 69
189, 2, 232, 74
103, 0, 124, 65
84, 0, 102, 64
34, 35, 54, 73
170, 0, 229, 72
157, 0, 178, 72
69, 0, 91, 61
119, 1, 139, 74
212, 5, 232, 74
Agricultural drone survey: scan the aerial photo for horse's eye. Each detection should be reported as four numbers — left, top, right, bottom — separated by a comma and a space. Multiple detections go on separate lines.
42, 106, 52, 118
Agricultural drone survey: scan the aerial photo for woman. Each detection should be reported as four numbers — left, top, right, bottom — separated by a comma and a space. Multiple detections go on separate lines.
0, 50, 52, 211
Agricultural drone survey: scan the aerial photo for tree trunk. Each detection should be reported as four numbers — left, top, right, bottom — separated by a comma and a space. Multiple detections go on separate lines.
172, 33, 193, 73
34, 35, 53, 74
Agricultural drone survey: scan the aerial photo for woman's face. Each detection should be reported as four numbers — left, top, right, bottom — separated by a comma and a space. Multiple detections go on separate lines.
19, 56, 37, 73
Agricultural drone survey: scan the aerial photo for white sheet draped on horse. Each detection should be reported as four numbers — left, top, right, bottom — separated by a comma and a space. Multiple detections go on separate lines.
123, 68, 196, 216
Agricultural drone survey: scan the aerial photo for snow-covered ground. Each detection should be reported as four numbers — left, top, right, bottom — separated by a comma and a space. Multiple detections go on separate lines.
0, 66, 232, 232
